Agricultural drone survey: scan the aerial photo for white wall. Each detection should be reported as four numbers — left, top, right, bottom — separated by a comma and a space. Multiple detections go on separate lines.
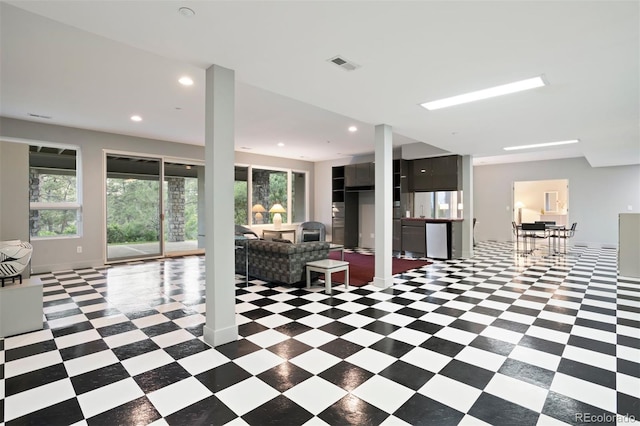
474, 157, 640, 247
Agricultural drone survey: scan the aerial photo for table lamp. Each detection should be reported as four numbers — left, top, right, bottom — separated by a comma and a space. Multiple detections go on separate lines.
252, 204, 266, 224
515, 201, 525, 224
270, 203, 286, 230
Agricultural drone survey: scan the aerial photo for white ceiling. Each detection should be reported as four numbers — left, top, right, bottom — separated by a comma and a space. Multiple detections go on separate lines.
1, 1, 638, 166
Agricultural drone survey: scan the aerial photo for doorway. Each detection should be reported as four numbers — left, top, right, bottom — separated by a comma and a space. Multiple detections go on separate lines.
513, 179, 569, 226
105, 153, 204, 263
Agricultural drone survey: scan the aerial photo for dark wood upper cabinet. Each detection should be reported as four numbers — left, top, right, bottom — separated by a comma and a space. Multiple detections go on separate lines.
345, 162, 374, 187
409, 155, 461, 192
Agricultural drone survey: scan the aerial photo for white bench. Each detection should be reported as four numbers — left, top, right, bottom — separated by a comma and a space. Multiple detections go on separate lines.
306, 259, 349, 294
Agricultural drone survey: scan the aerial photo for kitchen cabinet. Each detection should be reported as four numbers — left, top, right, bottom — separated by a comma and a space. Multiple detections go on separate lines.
345, 162, 374, 187
409, 155, 462, 192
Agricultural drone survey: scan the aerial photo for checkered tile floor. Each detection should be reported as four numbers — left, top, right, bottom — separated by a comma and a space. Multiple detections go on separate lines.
1, 241, 638, 425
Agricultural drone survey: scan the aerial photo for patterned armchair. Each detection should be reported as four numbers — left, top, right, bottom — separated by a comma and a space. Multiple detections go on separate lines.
0, 240, 33, 287
247, 239, 329, 285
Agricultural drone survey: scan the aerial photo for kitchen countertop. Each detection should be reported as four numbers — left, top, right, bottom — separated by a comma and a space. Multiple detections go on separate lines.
401, 218, 464, 223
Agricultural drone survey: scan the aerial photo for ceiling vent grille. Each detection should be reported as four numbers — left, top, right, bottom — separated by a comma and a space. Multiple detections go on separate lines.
328, 55, 360, 71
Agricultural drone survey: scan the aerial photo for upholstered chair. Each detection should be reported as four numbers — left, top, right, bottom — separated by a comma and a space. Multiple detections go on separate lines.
0, 240, 33, 286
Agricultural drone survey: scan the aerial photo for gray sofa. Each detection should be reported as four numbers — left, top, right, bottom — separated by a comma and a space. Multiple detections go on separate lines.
241, 239, 329, 285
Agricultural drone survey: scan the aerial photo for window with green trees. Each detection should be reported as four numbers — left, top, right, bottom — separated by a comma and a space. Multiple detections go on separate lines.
29, 145, 81, 238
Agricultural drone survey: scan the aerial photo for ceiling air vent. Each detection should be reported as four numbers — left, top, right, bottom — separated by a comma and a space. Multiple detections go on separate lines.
328, 55, 360, 71
28, 113, 52, 119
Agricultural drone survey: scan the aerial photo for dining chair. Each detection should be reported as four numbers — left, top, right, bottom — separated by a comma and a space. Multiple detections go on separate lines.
521, 222, 549, 255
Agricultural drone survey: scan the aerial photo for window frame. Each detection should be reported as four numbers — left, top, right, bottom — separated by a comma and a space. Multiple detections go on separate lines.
29, 143, 83, 240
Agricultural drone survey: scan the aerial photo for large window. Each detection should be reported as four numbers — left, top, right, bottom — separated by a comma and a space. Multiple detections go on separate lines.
29, 145, 81, 238
234, 165, 307, 226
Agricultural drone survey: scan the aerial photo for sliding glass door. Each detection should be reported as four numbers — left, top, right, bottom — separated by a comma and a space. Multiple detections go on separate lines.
106, 154, 162, 262
163, 161, 204, 256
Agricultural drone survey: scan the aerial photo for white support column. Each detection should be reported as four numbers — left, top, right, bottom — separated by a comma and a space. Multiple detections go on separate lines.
203, 64, 238, 347
461, 154, 474, 258
373, 124, 393, 288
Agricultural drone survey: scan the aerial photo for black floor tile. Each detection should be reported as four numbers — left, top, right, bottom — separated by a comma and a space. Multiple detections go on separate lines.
87, 396, 161, 426
267, 339, 313, 360
394, 394, 465, 426
9, 397, 84, 426
498, 358, 555, 389
440, 359, 494, 390
379, 360, 434, 391
5, 340, 58, 362
318, 361, 374, 392
60, 340, 110, 361
319, 338, 364, 359
468, 392, 539, 426
71, 363, 131, 395
420, 336, 465, 357
369, 337, 414, 358
242, 395, 313, 426
164, 395, 237, 426
319, 393, 390, 425
557, 358, 616, 389
196, 362, 252, 393
5, 363, 69, 396
133, 362, 192, 393
112, 339, 160, 361
542, 391, 616, 425
163, 339, 211, 361
257, 362, 313, 392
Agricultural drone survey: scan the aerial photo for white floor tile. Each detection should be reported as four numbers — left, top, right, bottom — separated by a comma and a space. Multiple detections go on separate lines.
54, 329, 103, 349
484, 373, 548, 412
216, 377, 280, 416
337, 313, 376, 328
550, 373, 617, 413
387, 328, 430, 346
4, 379, 76, 422
152, 329, 197, 349
434, 327, 478, 345
284, 376, 347, 415
146, 377, 213, 417
64, 349, 119, 377
418, 374, 482, 413
294, 329, 338, 348
121, 349, 175, 376
5, 350, 63, 379
346, 347, 397, 374
4, 329, 54, 350
454, 346, 507, 371
352, 375, 414, 414
255, 313, 293, 328
77, 377, 144, 419
340, 328, 385, 347
172, 314, 205, 329
296, 313, 334, 329
480, 325, 524, 344
289, 348, 341, 375
234, 349, 285, 375
525, 326, 570, 345
244, 329, 289, 348
400, 347, 451, 373
178, 349, 230, 376
561, 345, 616, 372
103, 329, 148, 348
508, 346, 561, 371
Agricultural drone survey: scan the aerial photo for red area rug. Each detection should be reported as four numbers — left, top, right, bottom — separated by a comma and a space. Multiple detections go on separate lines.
327, 251, 430, 286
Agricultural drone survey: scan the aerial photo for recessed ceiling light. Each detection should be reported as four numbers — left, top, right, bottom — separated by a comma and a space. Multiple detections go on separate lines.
348, 126, 358, 132
130, 115, 142, 122
277, 142, 285, 147
421, 76, 547, 110
503, 139, 579, 151
178, 7, 195, 17
178, 76, 193, 86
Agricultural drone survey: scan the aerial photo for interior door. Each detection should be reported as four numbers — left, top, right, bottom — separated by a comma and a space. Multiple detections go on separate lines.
106, 154, 163, 262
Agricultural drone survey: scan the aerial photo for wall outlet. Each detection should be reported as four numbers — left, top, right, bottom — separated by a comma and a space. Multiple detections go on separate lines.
77, 246, 82, 254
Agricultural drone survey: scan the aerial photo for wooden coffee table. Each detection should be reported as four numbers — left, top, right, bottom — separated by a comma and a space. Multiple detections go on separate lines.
306, 259, 349, 294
